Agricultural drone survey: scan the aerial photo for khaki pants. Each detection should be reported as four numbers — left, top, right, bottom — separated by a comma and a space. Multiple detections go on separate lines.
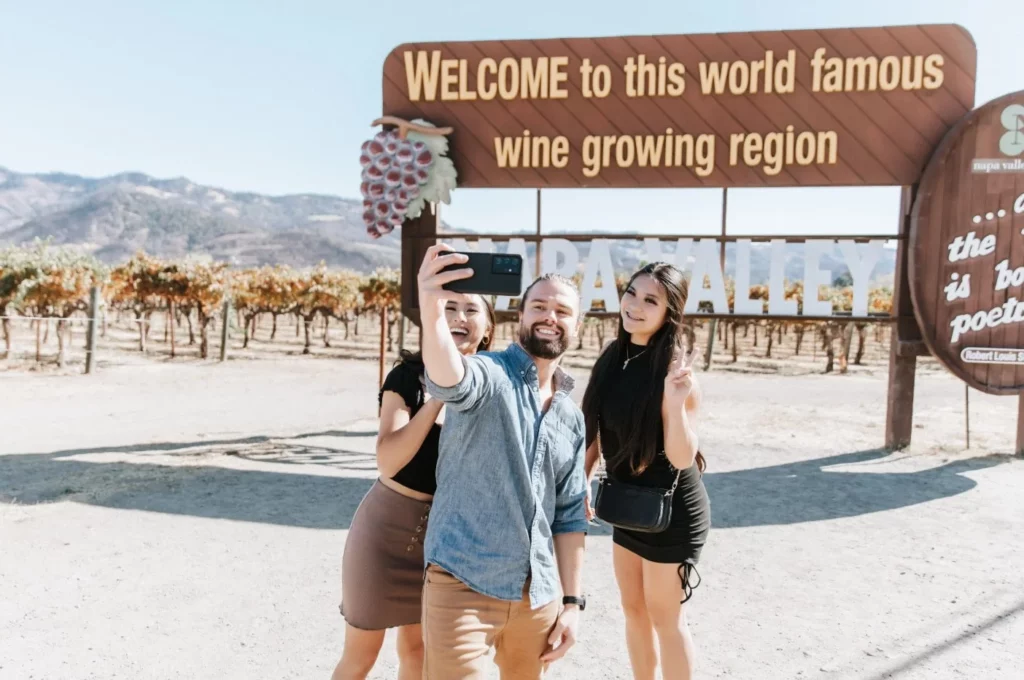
421, 564, 560, 679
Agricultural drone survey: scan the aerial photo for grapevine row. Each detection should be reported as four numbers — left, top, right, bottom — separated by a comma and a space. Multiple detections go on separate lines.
1, 241, 894, 373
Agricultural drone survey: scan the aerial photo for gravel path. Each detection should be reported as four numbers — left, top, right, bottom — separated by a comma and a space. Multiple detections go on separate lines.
1, 357, 1021, 679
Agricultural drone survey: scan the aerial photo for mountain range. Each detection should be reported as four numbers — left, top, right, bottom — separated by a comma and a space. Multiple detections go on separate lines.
0, 166, 894, 285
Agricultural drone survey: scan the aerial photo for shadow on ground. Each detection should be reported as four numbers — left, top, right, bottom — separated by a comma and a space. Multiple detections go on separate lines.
703, 448, 1007, 528
0, 435, 378, 530
0, 439, 1009, 531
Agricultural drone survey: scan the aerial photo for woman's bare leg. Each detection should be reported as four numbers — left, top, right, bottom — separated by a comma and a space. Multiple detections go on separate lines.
395, 624, 424, 680
331, 625, 385, 680
641, 560, 696, 680
613, 543, 658, 680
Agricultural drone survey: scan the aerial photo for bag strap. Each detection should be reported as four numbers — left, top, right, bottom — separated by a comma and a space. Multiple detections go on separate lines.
665, 466, 682, 497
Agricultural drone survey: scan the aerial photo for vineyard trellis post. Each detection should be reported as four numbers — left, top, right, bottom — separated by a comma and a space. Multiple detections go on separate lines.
85, 285, 100, 375
169, 299, 177, 359
220, 299, 230, 362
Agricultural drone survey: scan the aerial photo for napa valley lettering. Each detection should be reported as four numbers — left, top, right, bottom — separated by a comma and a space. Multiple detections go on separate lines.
443, 236, 884, 317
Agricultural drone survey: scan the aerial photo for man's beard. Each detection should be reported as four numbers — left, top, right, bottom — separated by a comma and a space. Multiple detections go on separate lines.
519, 323, 569, 359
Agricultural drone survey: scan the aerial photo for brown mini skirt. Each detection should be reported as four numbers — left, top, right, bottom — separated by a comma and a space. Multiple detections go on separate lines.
339, 480, 432, 630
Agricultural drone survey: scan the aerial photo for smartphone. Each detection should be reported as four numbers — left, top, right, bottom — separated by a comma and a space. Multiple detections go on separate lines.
440, 252, 524, 297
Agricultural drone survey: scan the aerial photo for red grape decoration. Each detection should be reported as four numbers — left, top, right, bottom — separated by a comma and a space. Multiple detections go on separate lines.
359, 117, 457, 239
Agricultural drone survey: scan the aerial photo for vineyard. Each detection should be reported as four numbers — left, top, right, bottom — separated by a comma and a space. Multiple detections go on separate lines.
0, 240, 917, 376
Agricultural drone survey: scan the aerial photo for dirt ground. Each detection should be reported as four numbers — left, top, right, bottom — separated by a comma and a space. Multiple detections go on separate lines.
1, 351, 1022, 679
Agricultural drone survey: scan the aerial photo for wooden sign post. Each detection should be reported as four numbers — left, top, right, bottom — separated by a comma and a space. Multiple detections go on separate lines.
885, 185, 925, 450
381, 24, 981, 451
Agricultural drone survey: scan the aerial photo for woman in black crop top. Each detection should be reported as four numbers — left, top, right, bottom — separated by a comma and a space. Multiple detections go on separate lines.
332, 293, 495, 680
581, 262, 710, 680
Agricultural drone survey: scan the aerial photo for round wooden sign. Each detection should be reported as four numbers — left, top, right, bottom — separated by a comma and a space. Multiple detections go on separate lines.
909, 90, 1024, 395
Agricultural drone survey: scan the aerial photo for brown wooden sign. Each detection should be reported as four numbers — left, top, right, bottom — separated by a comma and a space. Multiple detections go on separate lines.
382, 25, 976, 189
909, 90, 1024, 395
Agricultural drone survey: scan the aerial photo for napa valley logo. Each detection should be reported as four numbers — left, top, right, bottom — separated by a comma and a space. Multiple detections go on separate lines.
970, 101, 1024, 173
999, 104, 1024, 157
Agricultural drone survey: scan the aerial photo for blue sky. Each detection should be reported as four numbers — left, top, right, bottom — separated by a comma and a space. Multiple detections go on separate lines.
1, 0, 1020, 238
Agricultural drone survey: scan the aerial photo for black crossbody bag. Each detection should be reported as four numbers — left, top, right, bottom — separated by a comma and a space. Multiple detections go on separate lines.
592, 418, 681, 533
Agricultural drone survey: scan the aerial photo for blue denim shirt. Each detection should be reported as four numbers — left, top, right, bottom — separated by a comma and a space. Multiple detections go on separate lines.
424, 342, 589, 608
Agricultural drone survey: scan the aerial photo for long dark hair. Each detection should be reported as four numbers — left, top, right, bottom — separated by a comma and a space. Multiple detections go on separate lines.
581, 262, 706, 475
398, 294, 497, 370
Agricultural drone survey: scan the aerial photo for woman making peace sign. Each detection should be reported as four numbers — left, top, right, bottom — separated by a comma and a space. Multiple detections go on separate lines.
581, 262, 710, 680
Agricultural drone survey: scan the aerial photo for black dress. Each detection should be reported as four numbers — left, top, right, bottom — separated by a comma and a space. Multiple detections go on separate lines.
597, 341, 711, 602
378, 359, 440, 495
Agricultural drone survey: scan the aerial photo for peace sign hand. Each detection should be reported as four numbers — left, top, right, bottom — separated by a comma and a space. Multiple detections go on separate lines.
663, 346, 700, 409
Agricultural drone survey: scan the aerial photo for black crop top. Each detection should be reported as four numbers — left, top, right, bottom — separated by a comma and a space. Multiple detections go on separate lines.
377, 360, 440, 495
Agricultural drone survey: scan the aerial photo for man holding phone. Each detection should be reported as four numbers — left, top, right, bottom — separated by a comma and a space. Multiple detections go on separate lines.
416, 243, 590, 679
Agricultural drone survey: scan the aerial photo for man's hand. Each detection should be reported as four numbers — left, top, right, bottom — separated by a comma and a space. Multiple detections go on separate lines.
540, 605, 579, 664
417, 243, 472, 314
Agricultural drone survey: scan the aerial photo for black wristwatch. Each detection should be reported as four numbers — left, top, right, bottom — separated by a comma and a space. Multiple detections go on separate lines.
562, 595, 586, 611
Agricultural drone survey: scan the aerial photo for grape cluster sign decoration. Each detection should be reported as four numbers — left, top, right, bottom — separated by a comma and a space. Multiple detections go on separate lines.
909, 90, 1024, 395
359, 116, 457, 238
